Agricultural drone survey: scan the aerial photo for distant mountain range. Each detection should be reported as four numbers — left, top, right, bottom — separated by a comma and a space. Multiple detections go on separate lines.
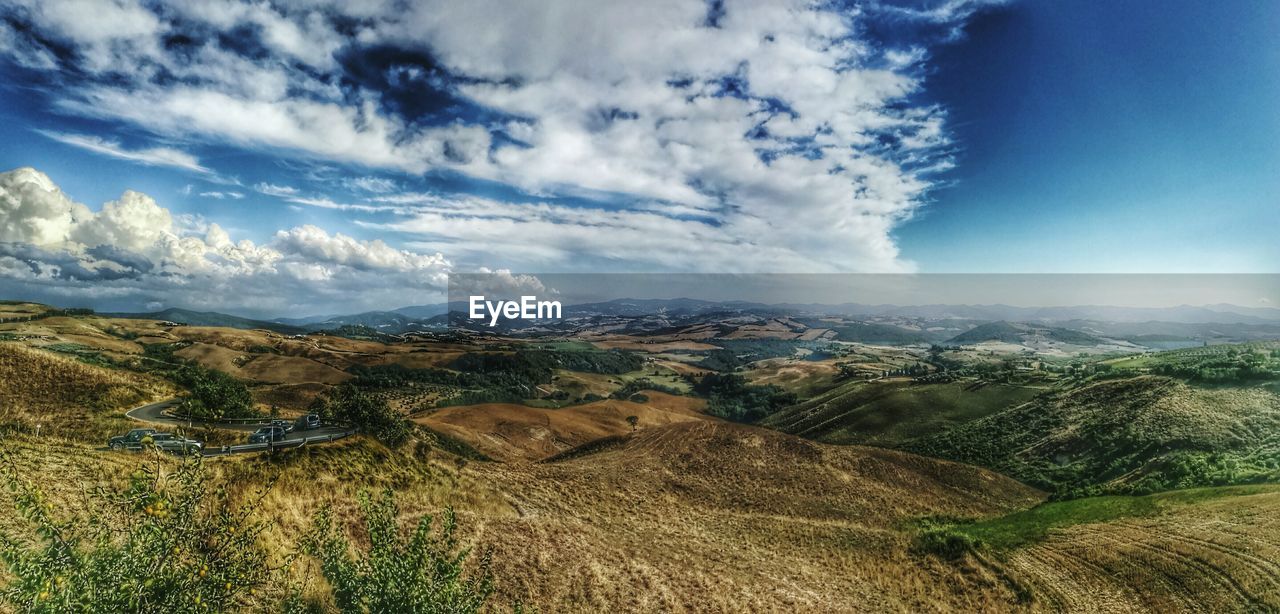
103, 299, 1280, 338
104, 307, 308, 334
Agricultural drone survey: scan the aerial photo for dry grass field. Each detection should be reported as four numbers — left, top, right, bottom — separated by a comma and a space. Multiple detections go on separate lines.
0, 342, 175, 442
459, 421, 1044, 611
0, 421, 1046, 612
416, 391, 708, 461
1004, 488, 1280, 612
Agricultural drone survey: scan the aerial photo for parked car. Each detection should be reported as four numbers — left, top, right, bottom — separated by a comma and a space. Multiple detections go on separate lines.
293, 413, 321, 431
248, 426, 287, 444
151, 433, 203, 455
108, 428, 157, 451
269, 419, 295, 433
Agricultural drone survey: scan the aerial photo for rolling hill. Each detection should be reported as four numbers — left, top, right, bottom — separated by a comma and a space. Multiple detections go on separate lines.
415, 391, 708, 461
907, 376, 1280, 497
444, 421, 1046, 610
0, 342, 175, 441
946, 320, 1103, 345
764, 379, 1042, 447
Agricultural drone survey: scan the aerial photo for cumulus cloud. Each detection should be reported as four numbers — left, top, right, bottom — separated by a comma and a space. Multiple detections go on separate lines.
0, 167, 450, 313
273, 225, 448, 280
0, 0, 994, 274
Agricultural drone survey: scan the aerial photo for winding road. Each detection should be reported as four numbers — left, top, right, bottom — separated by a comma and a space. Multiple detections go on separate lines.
123, 398, 355, 456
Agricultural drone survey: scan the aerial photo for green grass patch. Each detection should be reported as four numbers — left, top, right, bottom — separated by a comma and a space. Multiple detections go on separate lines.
924, 484, 1280, 554
767, 380, 1039, 447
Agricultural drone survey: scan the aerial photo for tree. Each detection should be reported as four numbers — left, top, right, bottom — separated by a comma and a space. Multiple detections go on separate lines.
625, 415, 639, 432
313, 384, 409, 446
172, 364, 256, 420
303, 490, 493, 613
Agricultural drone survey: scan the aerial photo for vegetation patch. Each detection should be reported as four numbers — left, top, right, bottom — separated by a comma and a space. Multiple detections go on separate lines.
693, 373, 796, 422
908, 376, 1280, 497
766, 379, 1040, 447
917, 484, 1280, 555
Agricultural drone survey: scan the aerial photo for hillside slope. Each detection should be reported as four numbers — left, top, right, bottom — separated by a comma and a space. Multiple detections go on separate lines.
764, 379, 1040, 447
466, 421, 1043, 610
908, 376, 1280, 497
1002, 487, 1280, 611
1, 421, 1043, 611
415, 391, 707, 461
0, 342, 175, 441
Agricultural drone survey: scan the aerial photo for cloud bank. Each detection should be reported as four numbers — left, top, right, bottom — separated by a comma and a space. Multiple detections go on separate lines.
0, 167, 449, 314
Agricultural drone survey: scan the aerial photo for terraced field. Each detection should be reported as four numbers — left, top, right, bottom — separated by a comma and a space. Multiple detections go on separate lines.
1005, 489, 1280, 612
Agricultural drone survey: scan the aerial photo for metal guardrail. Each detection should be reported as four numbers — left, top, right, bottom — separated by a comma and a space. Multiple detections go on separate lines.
162, 410, 279, 425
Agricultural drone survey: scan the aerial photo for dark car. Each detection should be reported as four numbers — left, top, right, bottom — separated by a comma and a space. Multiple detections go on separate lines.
248, 426, 287, 444
108, 428, 157, 451
269, 419, 295, 433
151, 433, 203, 455
293, 413, 321, 431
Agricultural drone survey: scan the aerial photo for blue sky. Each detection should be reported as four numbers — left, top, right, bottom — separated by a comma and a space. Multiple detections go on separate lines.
898, 0, 1279, 272
0, 0, 1275, 314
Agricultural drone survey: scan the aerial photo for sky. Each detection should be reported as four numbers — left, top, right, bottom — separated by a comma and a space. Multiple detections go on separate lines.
0, 0, 1275, 316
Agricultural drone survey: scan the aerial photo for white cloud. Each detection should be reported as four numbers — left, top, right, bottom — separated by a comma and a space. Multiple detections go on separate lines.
1, 0, 993, 274
254, 182, 300, 197
36, 130, 211, 174
0, 167, 450, 313
273, 225, 447, 278
342, 176, 398, 193
0, 167, 93, 246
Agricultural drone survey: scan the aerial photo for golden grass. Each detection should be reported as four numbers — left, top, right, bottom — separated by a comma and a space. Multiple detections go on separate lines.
175, 342, 249, 375
236, 353, 352, 385
416, 391, 708, 462
0, 342, 175, 443
1, 421, 1044, 612
1005, 489, 1280, 611
252, 382, 330, 413
6, 419, 1277, 612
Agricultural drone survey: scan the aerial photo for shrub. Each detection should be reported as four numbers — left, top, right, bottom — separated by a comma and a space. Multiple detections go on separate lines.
912, 517, 982, 559
610, 378, 682, 399
0, 452, 279, 612
303, 490, 493, 613
915, 527, 981, 559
